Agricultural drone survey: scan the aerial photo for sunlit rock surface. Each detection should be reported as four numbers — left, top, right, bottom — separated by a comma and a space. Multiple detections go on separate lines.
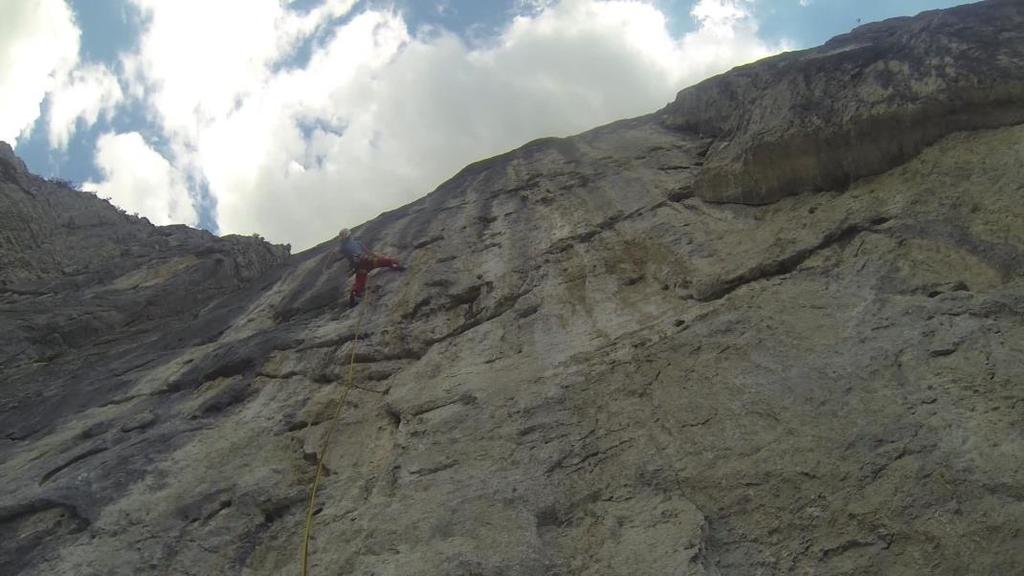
2, 2, 1023, 575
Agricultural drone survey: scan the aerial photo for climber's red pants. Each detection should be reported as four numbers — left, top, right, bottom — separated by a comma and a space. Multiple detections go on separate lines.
351, 255, 400, 298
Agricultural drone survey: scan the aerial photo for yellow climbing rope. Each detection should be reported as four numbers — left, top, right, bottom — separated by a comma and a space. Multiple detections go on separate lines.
300, 294, 371, 576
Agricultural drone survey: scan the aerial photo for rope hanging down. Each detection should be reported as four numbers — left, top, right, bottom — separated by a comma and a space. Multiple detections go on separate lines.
300, 295, 372, 576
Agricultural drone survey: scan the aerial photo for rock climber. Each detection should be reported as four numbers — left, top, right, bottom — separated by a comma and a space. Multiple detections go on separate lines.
337, 228, 405, 306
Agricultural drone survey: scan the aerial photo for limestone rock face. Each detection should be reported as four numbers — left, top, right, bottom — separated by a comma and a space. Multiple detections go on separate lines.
2, 2, 1023, 575
0, 153, 290, 442
659, 0, 1024, 204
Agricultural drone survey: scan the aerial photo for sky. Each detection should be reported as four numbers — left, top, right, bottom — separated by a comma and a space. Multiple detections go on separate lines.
2, 0, 971, 250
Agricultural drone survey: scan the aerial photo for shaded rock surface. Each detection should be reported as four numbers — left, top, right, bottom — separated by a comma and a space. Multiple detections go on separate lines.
1, 3, 1023, 575
0, 148, 290, 444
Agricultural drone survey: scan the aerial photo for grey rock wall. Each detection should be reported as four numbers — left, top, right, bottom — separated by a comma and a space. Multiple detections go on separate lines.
2, 2, 1023, 575
659, 0, 1024, 205
0, 150, 290, 443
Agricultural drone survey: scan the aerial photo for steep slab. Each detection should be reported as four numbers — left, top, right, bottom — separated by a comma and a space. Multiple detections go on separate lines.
1, 2, 1023, 575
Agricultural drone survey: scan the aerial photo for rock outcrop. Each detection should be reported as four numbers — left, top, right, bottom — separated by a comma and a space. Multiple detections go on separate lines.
659, 0, 1024, 204
0, 146, 290, 444
2, 2, 1023, 575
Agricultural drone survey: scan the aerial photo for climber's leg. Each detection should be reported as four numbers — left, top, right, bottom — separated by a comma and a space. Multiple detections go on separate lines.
350, 269, 369, 306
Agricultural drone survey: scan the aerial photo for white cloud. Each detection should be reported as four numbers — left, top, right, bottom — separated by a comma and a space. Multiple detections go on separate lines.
515, 0, 558, 13
125, 0, 781, 249
84, 132, 198, 226
47, 64, 124, 149
0, 0, 80, 146
691, 0, 753, 31
681, 0, 782, 74
122, 0, 358, 141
